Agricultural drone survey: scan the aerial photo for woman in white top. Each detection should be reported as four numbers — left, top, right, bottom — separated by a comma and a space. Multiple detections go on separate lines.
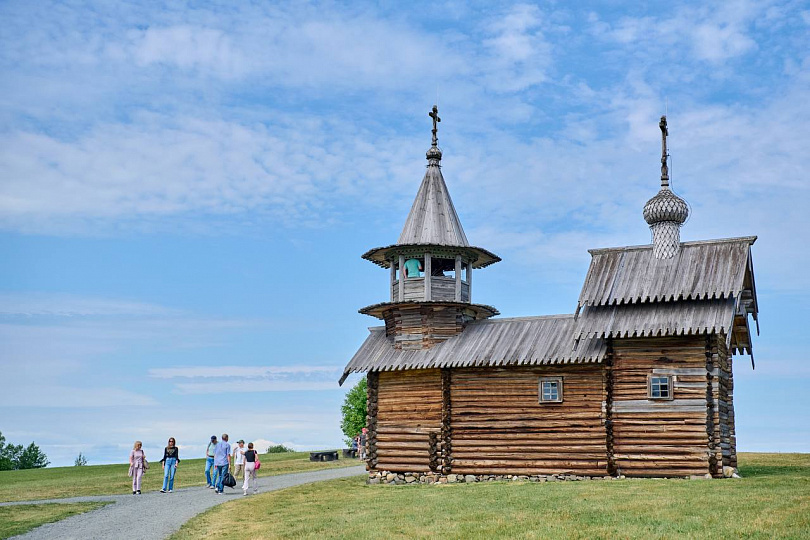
128, 441, 147, 495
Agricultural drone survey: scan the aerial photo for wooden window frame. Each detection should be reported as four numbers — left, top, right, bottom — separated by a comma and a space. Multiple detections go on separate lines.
539, 377, 563, 403
648, 374, 674, 400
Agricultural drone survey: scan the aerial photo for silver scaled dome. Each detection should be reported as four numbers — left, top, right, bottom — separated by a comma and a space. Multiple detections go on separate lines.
643, 187, 689, 225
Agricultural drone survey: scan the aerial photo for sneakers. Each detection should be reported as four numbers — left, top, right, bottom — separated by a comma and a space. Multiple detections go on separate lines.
160, 489, 166, 493
207, 485, 214, 489
216, 490, 222, 495
243, 489, 247, 496
133, 491, 136, 495
137, 490, 142, 495
168, 490, 173, 493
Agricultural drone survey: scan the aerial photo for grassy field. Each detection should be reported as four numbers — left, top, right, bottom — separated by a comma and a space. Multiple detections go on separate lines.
0, 502, 110, 539
172, 453, 809, 540
0, 452, 357, 503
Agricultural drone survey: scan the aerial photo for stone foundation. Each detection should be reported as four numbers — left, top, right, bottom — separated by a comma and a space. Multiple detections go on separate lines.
366, 469, 731, 484
367, 471, 621, 485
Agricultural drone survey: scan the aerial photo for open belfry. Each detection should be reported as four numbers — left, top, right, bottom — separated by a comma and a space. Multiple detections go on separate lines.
340, 107, 759, 482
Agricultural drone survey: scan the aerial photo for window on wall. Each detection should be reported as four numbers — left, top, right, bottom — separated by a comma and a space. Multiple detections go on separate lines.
539, 377, 563, 403
648, 375, 673, 399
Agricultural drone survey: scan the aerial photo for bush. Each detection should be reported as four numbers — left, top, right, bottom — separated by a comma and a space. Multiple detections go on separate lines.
266, 444, 294, 454
340, 377, 367, 446
74, 453, 88, 466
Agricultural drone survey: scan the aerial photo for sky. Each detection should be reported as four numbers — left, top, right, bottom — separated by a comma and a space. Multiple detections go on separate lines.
1, 0, 808, 467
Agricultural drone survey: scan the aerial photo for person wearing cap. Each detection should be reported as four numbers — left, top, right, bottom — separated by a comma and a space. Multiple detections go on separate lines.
204, 435, 217, 489
232, 440, 246, 480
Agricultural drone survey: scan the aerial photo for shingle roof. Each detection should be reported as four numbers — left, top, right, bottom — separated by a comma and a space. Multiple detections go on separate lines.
574, 298, 736, 339
339, 315, 606, 384
397, 159, 468, 247
578, 237, 757, 308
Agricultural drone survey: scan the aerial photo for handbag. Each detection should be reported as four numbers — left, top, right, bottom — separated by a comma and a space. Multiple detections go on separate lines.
223, 472, 237, 488
254, 458, 261, 470
143, 458, 149, 470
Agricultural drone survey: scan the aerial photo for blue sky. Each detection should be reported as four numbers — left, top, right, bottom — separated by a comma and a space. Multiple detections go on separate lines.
1, 0, 808, 466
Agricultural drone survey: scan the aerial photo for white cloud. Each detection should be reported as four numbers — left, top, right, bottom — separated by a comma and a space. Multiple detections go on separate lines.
149, 365, 340, 379
150, 364, 343, 394
0, 292, 178, 317
131, 26, 246, 77
0, 385, 158, 408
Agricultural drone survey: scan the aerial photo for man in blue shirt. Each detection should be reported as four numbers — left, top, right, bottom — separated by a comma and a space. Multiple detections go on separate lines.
213, 433, 231, 494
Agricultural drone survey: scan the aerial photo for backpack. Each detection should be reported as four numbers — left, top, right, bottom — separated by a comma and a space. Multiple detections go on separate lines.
222, 472, 237, 488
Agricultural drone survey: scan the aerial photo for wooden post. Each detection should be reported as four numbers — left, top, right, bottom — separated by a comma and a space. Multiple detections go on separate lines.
467, 263, 472, 300
706, 334, 718, 477
390, 260, 396, 302
366, 372, 379, 472
398, 255, 405, 301
441, 368, 452, 475
424, 253, 432, 301
454, 255, 462, 301
605, 339, 616, 476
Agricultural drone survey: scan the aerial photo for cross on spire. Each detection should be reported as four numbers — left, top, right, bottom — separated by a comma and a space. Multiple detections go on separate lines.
660, 115, 670, 188
429, 105, 441, 147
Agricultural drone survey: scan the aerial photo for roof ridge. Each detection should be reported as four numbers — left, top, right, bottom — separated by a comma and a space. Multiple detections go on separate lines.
588, 235, 757, 255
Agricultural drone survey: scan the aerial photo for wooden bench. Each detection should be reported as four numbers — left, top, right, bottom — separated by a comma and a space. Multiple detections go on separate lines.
309, 450, 339, 462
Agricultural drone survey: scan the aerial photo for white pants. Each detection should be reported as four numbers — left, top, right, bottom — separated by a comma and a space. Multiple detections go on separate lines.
242, 462, 257, 493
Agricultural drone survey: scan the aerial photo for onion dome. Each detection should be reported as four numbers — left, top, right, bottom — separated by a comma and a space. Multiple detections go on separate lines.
643, 187, 689, 225
644, 116, 689, 260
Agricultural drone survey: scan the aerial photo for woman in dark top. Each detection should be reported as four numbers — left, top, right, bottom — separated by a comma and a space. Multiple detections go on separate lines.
241, 442, 259, 495
160, 437, 180, 493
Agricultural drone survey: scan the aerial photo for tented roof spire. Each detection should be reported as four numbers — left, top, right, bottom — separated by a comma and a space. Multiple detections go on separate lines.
397, 105, 468, 246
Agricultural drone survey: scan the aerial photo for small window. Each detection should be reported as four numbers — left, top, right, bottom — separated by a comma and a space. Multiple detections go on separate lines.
539, 377, 563, 403
649, 375, 673, 399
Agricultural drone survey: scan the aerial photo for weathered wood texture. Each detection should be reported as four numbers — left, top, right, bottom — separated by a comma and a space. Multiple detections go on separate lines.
579, 237, 756, 307
391, 277, 470, 303
448, 366, 608, 476
366, 372, 379, 471
383, 304, 466, 350
716, 335, 737, 469
611, 336, 711, 477
372, 369, 442, 473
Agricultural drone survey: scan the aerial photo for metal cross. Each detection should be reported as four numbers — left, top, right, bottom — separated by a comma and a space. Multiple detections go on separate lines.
659, 115, 670, 188
429, 105, 441, 146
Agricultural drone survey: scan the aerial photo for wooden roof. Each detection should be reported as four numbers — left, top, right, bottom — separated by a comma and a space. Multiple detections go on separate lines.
339, 315, 606, 384
574, 298, 736, 340
398, 156, 468, 247
578, 237, 757, 308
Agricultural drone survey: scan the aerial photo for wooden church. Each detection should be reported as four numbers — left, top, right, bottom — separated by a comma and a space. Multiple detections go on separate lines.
340, 107, 759, 482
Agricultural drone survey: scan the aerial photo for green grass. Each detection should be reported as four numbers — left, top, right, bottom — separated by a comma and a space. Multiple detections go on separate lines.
0, 452, 358, 503
0, 502, 110, 539
171, 453, 810, 540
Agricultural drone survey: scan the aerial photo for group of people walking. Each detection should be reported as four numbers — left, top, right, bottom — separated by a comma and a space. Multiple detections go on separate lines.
205, 434, 261, 496
128, 433, 261, 496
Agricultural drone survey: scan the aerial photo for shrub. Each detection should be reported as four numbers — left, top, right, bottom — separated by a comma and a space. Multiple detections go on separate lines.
266, 444, 294, 454
74, 453, 88, 466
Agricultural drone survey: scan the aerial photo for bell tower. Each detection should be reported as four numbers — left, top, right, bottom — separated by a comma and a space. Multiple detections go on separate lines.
359, 106, 500, 350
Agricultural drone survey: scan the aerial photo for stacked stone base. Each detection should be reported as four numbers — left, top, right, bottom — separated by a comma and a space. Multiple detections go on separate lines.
367, 471, 620, 485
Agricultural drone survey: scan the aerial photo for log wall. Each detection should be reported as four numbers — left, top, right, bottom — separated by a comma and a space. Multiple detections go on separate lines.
611, 336, 711, 477
382, 305, 466, 350
373, 369, 442, 473
449, 366, 608, 476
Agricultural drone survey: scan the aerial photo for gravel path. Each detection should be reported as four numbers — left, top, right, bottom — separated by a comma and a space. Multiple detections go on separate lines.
6, 465, 366, 540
